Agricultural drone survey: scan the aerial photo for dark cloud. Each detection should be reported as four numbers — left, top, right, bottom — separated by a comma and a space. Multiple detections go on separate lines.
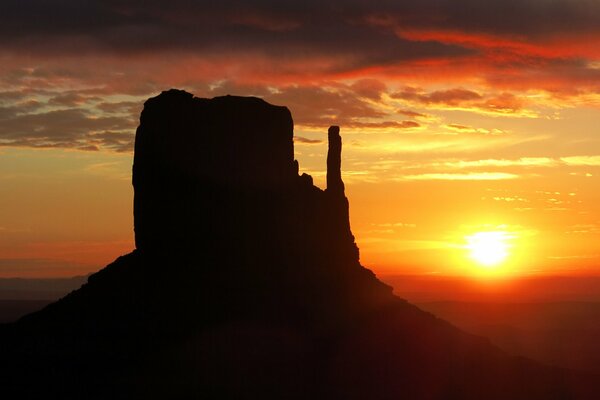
209, 82, 420, 130
1, 81, 396, 151
0, 108, 131, 139
0, 91, 46, 114
392, 87, 483, 106
294, 136, 323, 145
392, 87, 528, 115
1, 1, 598, 54
49, 93, 93, 107
0, 91, 33, 102
350, 79, 387, 100
206, 81, 271, 99
88, 131, 135, 152
264, 84, 387, 128
0, 105, 135, 151
397, 109, 427, 118
480, 93, 525, 114
0, 1, 596, 98
447, 124, 473, 131
0, 0, 474, 73
363, 0, 600, 38
96, 101, 142, 115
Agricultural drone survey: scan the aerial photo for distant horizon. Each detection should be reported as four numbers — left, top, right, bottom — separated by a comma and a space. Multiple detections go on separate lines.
4, 268, 600, 304
2, 246, 600, 280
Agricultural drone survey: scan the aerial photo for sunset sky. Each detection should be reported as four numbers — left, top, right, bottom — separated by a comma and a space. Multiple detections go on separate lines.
0, 0, 599, 278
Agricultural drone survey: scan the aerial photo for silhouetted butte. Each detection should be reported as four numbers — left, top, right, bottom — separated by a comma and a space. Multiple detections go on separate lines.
0, 89, 597, 399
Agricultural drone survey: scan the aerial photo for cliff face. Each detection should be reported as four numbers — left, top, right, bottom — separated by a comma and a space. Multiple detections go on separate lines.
133, 90, 297, 250
0, 90, 597, 400
132, 90, 361, 284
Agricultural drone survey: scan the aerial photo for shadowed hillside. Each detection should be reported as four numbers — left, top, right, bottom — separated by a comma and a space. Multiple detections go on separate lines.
0, 90, 597, 399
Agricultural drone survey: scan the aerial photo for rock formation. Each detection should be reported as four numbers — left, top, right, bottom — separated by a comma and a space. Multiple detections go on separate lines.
326, 125, 344, 195
0, 90, 597, 399
132, 91, 297, 251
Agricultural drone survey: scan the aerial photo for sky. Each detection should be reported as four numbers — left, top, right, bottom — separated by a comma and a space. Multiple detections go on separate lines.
0, 0, 599, 278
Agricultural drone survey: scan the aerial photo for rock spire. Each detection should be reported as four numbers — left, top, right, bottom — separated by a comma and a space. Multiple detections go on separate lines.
326, 125, 344, 195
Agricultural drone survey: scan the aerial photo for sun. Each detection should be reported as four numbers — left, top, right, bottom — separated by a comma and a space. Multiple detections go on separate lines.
465, 231, 510, 268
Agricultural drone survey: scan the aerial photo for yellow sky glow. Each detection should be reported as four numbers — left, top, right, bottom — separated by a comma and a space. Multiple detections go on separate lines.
1, 3, 600, 278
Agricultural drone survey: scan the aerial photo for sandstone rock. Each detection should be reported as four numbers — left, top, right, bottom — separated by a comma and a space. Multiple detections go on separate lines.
326, 125, 344, 195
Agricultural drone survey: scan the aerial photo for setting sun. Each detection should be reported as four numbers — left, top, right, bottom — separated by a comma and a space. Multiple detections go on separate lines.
466, 231, 510, 268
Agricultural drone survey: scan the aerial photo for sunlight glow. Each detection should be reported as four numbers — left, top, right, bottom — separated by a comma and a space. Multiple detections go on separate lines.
466, 231, 510, 267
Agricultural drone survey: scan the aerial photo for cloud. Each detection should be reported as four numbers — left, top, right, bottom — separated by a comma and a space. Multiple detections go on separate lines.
399, 172, 520, 181
87, 131, 135, 153
392, 87, 482, 105
491, 196, 529, 203
445, 124, 507, 135
49, 92, 94, 107
263, 84, 388, 128
0, 0, 598, 99
561, 156, 600, 166
95, 101, 143, 116
0, 105, 135, 152
2, 1, 598, 52
346, 120, 420, 130
434, 158, 558, 169
567, 224, 600, 234
294, 136, 323, 145
397, 109, 428, 118
0, 1, 473, 73
0, 80, 421, 151
350, 79, 387, 100
392, 87, 532, 116
480, 93, 526, 114
446, 124, 474, 131
0, 0, 597, 153
347, 155, 593, 183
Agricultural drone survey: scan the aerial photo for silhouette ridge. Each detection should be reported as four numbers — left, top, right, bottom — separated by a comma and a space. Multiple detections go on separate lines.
0, 89, 597, 399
